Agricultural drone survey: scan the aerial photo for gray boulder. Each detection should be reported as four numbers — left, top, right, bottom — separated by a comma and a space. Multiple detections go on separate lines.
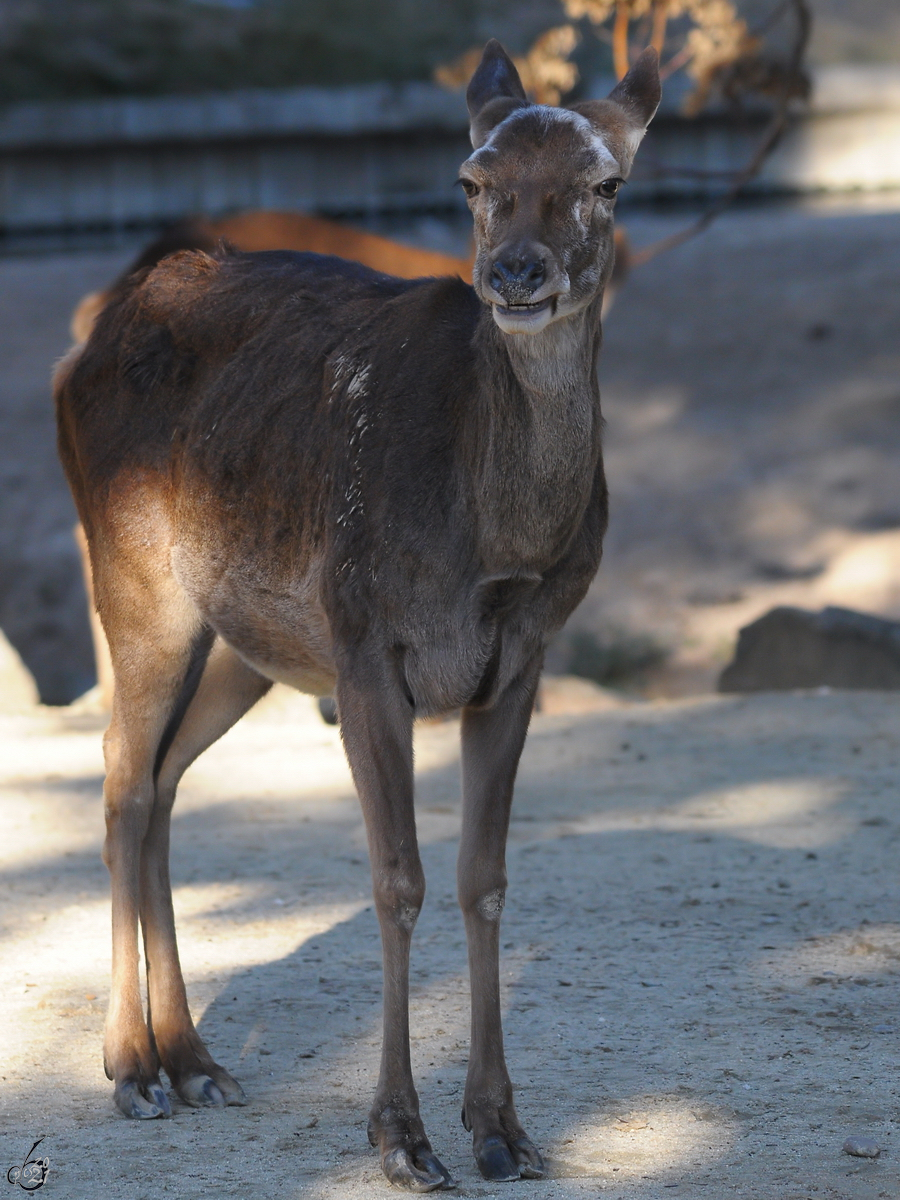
718, 605, 900, 692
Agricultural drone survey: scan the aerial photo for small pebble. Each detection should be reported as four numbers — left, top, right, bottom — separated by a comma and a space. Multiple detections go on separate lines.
843, 1136, 880, 1158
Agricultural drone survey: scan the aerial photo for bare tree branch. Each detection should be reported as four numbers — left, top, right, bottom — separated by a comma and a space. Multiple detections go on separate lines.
629, 0, 812, 268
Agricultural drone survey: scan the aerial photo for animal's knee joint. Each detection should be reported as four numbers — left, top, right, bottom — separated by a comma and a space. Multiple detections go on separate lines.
396, 901, 421, 932
103, 786, 154, 822
375, 872, 424, 931
475, 888, 505, 922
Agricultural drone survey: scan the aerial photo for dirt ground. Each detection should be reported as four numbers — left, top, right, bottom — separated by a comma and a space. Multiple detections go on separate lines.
1, 681, 900, 1200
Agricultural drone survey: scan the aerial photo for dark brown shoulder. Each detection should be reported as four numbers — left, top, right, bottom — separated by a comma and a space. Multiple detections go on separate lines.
376, 273, 482, 339
113, 218, 222, 290
138, 248, 224, 314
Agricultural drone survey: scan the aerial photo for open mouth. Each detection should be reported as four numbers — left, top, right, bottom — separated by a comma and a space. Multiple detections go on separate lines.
498, 296, 554, 317
491, 296, 558, 332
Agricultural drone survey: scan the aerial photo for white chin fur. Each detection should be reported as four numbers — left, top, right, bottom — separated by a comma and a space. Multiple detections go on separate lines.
491, 302, 556, 335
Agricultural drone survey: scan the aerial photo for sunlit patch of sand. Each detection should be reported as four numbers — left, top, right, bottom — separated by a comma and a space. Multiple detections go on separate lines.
0, 885, 370, 1007
0, 894, 113, 1092
749, 922, 900, 989
663, 778, 851, 849
551, 1100, 735, 1181
0, 718, 105, 870
172, 886, 371, 980
176, 687, 463, 806
558, 777, 851, 849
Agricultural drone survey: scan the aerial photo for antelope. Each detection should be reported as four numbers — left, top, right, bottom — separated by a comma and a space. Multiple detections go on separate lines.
55, 41, 659, 1190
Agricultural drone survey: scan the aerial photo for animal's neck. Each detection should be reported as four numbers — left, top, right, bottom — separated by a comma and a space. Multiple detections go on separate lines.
501, 306, 600, 400
470, 300, 604, 570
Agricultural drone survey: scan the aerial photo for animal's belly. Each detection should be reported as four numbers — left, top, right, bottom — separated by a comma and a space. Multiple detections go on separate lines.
172, 537, 547, 709
171, 543, 336, 695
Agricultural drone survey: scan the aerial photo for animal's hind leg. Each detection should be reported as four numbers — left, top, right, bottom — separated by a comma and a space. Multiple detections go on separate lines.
100, 575, 209, 1120
141, 639, 271, 1108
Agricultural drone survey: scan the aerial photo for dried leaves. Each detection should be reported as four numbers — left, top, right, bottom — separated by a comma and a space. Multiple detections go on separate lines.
435, 24, 579, 105
436, 0, 808, 117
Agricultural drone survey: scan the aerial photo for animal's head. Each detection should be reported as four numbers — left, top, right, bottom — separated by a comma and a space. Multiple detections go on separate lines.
460, 39, 659, 336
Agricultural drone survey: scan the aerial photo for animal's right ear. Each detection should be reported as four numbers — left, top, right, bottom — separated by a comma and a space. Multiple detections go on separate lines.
466, 39, 529, 149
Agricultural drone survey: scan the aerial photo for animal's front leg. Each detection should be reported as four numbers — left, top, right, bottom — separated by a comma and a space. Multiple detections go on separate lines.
337, 666, 454, 1193
458, 661, 545, 1182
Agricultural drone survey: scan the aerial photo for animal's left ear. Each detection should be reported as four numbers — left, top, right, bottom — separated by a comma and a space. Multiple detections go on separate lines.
466, 39, 529, 149
606, 47, 661, 131
570, 47, 661, 173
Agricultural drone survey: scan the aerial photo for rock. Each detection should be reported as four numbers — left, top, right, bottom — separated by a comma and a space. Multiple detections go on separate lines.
536, 674, 628, 715
0, 628, 39, 711
842, 1136, 881, 1158
719, 605, 900, 693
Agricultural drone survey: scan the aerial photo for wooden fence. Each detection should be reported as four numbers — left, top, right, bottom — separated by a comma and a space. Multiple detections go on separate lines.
0, 65, 897, 237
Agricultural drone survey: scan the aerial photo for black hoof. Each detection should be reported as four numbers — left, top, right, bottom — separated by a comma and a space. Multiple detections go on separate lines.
114, 1078, 171, 1120
511, 1135, 545, 1179
175, 1069, 246, 1108
476, 1136, 519, 1182
382, 1147, 455, 1192
318, 696, 339, 725
177, 1074, 225, 1108
475, 1133, 545, 1182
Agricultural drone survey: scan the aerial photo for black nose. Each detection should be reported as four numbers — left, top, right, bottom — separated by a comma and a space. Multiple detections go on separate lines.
491, 256, 545, 298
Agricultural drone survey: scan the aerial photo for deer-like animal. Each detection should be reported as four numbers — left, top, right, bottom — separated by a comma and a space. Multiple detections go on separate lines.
71, 212, 630, 715
55, 41, 659, 1190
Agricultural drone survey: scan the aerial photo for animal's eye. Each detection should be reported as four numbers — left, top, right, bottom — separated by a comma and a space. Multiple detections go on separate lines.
459, 179, 480, 199
595, 178, 623, 200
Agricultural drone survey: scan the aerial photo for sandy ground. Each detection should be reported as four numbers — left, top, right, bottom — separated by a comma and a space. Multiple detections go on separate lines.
2, 682, 900, 1200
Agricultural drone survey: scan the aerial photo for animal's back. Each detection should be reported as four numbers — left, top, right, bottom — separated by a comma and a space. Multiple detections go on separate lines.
59, 250, 419, 481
